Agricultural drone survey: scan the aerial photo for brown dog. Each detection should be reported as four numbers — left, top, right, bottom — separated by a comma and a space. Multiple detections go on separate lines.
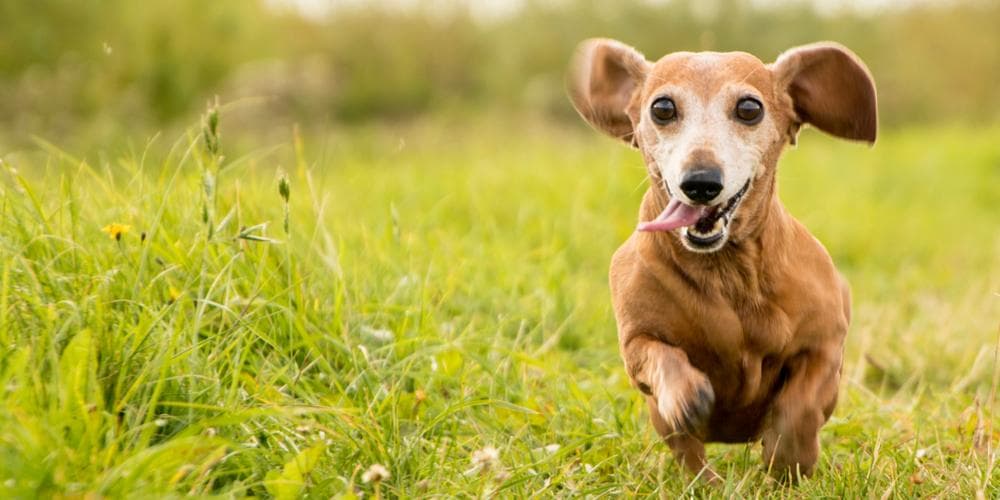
567, 40, 877, 480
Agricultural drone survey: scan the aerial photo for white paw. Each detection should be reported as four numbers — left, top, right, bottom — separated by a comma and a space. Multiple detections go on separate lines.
654, 369, 715, 435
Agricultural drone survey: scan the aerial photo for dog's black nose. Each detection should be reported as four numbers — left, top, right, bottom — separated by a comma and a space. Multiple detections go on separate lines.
680, 168, 724, 204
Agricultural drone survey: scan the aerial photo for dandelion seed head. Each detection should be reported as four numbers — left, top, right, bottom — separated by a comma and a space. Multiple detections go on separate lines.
362, 463, 390, 483
465, 445, 504, 477
471, 445, 499, 467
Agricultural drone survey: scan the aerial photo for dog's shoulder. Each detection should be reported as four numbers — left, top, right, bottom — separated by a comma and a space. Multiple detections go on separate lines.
777, 218, 851, 339
609, 234, 686, 336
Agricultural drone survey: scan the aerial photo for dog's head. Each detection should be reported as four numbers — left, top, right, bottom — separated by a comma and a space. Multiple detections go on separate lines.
568, 39, 877, 252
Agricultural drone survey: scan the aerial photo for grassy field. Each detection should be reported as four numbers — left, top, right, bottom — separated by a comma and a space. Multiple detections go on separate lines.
1, 114, 998, 498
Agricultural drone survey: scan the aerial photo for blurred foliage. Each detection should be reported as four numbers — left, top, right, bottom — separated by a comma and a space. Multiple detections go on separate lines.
0, 0, 998, 142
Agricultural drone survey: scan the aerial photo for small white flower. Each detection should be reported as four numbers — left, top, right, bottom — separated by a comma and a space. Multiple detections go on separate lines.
915, 448, 929, 459
362, 326, 395, 343
362, 463, 390, 483
397, 274, 417, 288
154, 417, 168, 427
544, 443, 560, 454
471, 446, 500, 466
465, 445, 502, 476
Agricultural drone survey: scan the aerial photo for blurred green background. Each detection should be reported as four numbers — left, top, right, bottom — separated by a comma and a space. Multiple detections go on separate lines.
1, 1, 999, 497
2, 0, 999, 147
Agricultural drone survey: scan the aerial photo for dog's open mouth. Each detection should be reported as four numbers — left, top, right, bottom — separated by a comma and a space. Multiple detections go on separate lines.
637, 180, 751, 250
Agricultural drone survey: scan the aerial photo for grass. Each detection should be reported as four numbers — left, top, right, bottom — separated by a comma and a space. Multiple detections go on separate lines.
0, 113, 998, 498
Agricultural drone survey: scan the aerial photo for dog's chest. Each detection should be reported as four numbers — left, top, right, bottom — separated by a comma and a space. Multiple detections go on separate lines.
681, 300, 795, 408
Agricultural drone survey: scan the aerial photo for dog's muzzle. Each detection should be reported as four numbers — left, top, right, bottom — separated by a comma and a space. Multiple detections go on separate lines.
638, 180, 751, 252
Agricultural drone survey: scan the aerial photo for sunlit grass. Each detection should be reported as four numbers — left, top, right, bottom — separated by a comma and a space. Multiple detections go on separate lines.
0, 116, 997, 497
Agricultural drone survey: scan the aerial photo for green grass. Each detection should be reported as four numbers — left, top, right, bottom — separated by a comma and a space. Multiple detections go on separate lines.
0, 116, 998, 498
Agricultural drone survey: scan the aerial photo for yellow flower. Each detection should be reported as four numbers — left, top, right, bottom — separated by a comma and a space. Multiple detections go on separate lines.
168, 286, 183, 302
101, 223, 131, 241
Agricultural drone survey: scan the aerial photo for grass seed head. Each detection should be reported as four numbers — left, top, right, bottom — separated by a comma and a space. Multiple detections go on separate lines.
202, 98, 221, 156
278, 174, 290, 203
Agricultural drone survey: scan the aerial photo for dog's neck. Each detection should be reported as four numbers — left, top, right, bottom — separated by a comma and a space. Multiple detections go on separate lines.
637, 184, 793, 308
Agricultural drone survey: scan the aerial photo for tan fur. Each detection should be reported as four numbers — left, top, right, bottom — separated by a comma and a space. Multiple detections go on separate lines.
567, 39, 877, 480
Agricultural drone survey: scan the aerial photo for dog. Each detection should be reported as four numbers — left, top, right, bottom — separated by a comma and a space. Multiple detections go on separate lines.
567, 39, 877, 480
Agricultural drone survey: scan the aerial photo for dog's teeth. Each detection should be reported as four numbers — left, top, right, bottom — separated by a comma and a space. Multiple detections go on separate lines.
689, 216, 726, 238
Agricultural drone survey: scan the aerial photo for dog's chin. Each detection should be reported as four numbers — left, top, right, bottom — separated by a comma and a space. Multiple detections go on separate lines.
680, 226, 729, 253
676, 180, 751, 254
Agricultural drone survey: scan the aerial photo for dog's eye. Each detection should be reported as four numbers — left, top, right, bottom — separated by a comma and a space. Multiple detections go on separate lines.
735, 97, 764, 124
650, 97, 677, 124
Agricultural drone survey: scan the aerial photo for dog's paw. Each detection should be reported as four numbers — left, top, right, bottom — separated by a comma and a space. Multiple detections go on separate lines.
654, 366, 715, 436
761, 426, 819, 481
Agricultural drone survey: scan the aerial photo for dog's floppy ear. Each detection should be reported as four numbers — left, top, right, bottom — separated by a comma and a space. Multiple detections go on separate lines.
567, 38, 650, 147
771, 42, 878, 144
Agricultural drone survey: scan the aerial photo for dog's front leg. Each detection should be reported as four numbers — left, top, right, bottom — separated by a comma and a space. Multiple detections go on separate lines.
622, 334, 716, 477
761, 345, 843, 479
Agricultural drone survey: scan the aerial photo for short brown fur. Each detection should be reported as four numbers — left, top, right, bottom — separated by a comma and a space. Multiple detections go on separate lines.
567, 39, 877, 480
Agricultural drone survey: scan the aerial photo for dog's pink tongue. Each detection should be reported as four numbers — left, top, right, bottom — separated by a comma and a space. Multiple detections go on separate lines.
637, 198, 706, 232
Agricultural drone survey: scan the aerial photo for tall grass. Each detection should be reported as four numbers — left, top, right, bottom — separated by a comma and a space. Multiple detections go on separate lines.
0, 111, 997, 496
